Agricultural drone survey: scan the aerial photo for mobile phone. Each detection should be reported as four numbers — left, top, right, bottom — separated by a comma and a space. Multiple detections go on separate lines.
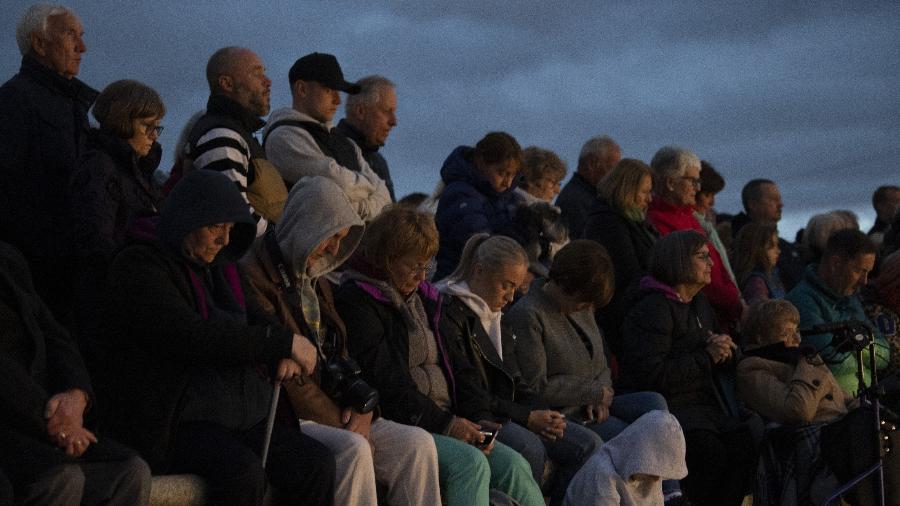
477, 427, 500, 449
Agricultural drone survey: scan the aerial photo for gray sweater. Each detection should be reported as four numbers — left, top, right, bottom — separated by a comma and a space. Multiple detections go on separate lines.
503, 281, 611, 413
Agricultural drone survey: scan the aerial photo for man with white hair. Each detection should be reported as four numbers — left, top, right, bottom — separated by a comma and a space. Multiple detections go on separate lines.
335, 75, 398, 201
0, 4, 97, 325
556, 135, 621, 238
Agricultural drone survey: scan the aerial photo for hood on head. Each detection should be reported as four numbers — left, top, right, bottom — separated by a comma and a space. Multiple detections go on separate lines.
603, 410, 688, 481
275, 176, 365, 278
159, 169, 256, 263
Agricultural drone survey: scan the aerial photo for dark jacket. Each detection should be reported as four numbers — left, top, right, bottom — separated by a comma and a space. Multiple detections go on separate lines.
439, 294, 537, 426
732, 211, 803, 291
582, 197, 659, 356
555, 173, 596, 239
0, 241, 136, 480
335, 119, 396, 202
99, 170, 292, 472
434, 146, 522, 279
618, 277, 739, 432
0, 56, 98, 320
335, 280, 457, 433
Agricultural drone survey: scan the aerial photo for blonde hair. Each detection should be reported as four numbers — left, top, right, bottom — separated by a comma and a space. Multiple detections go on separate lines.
520, 147, 566, 191
358, 206, 439, 277
743, 299, 800, 348
599, 158, 653, 215
445, 234, 527, 283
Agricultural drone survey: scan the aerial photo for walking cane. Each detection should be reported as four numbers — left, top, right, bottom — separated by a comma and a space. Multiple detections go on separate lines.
261, 383, 281, 468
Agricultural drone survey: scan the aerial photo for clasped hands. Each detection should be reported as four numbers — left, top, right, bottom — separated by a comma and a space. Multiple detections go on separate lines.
705, 332, 737, 364
45, 388, 96, 458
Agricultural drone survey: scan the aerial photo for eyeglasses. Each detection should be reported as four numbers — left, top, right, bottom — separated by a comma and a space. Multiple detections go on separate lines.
141, 123, 164, 137
679, 176, 701, 189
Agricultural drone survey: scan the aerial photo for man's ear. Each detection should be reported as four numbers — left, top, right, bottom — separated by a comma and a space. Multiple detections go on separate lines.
350, 101, 366, 120
29, 32, 47, 58
292, 80, 307, 98
218, 74, 234, 94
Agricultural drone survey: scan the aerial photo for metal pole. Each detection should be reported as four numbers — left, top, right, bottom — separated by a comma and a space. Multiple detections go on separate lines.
261, 383, 281, 468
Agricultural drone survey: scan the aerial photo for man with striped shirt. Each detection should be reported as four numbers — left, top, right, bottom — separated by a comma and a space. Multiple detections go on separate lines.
182, 46, 287, 237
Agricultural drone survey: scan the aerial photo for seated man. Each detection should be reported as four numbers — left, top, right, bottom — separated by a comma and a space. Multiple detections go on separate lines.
0, 241, 150, 504
787, 228, 890, 395
240, 177, 441, 505
264, 53, 390, 222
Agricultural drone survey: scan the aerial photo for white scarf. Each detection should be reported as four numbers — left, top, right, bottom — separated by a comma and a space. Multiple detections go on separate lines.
436, 279, 504, 359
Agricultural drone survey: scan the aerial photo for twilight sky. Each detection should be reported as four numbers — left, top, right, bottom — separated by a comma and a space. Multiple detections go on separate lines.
3, 1, 898, 238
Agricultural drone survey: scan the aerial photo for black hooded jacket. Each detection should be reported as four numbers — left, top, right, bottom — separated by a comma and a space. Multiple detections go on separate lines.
98, 170, 292, 472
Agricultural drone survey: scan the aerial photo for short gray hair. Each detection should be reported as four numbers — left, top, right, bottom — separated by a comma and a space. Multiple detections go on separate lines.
345, 75, 395, 112
650, 145, 700, 194
206, 46, 249, 93
577, 136, 619, 169
16, 3, 73, 56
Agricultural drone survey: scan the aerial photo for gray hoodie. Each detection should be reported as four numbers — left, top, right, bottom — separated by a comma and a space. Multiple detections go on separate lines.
274, 176, 365, 280
264, 107, 391, 221
564, 410, 688, 506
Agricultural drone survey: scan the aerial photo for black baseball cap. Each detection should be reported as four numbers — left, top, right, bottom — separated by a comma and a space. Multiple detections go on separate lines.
288, 52, 361, 94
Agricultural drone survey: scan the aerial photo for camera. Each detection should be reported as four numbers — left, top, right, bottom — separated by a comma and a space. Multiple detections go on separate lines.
319, 357, 379, 414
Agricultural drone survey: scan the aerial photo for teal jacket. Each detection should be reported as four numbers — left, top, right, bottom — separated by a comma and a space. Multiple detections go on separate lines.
786, 265, 889, 395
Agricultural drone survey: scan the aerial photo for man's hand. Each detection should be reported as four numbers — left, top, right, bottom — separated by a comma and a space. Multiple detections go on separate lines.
342, 408, 373, 440
291, 334, 318, 375
45, 389, 95, 456
275, 359, 301, 385
526, 410, 566, 440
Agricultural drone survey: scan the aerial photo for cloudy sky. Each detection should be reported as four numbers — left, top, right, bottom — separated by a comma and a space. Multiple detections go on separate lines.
3, 1, 898, 238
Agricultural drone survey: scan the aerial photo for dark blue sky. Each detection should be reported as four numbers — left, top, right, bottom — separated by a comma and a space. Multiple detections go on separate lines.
3, 1, 898, 237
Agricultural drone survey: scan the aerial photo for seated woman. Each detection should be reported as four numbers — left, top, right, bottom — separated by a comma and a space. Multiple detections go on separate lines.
335, 206, 544, 506
240, 177, 441, 506
582, 158, 658, 357
504, 240, 683, 503
434, 131, 523, 280
99, 170, 335, 506
437, 234, 602, 504
737, 299, 899, 505
618, 230, 757, 506
564, 411, 688, 506
731, 221, 785, 305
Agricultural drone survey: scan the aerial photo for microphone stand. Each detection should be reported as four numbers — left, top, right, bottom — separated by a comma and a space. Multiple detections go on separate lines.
821, 327, 885, 506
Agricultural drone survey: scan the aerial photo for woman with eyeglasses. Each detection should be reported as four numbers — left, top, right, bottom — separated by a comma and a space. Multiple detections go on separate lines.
618, 230, 757, 506
69, 79, 167, 369
645, 146, 744, 336
736, 298, 900, 505
335, 206, 544, 506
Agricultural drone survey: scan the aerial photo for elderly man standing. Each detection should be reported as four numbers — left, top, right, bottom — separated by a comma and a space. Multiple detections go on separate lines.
264, 53, 391, 221
556, 135, 621, 238
335, 75, 398, 202
0, 4, 96, 326
181, 47, 287, 237
731, 178, 803, 290
787, 229, 890, 395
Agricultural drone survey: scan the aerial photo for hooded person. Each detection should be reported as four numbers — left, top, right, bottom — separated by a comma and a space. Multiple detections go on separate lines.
99, 169, 335, 506
564, 410, 688, 506
240, 177, 441, 506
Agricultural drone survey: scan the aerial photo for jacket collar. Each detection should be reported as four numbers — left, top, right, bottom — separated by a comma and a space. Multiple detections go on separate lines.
20, 55, 98, 107
802, 264, 846, 303
336, 119, 378, 153
206, 94, 265, 133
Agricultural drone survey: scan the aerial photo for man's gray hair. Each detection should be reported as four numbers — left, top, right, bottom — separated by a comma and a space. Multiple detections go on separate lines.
16, 3, 74, 56
345, 75, 395, 112
577, 136, 619, 169
650, 145, 700, 193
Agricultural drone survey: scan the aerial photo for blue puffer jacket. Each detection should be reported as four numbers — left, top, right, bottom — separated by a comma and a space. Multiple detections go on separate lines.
434, 146, 522, 280
786, 265, 889, 395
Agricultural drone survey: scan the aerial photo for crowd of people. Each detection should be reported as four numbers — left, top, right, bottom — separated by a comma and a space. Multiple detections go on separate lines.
2, 4, 900, 506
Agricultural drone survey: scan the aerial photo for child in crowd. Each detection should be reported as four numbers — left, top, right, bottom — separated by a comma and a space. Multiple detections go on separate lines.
732, 221, 785, 305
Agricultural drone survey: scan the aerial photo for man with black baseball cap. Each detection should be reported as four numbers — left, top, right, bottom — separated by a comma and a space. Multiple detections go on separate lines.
264, 52, 390, 222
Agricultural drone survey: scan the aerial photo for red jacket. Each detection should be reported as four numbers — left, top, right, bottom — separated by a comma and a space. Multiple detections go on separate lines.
647, 199, 743, 330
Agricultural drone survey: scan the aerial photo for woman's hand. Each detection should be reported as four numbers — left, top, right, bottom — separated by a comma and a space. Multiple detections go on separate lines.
705, 333, 737, 363
342, 409, 373, 440
291, 334, 318, 375
54, 426, 98, 457
45, 389, 96, 457
585, 403, 610, 424
448, 416, 493, 452
527, 410, 566, 440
